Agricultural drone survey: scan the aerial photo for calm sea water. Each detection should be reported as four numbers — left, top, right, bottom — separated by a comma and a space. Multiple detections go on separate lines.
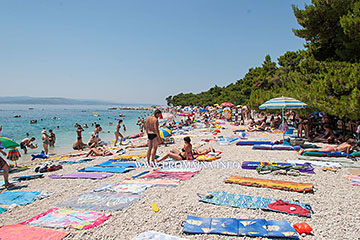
0, 104, 152, 158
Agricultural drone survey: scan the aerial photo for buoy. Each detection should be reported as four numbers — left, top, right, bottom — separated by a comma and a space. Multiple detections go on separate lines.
151, 202, 159, 212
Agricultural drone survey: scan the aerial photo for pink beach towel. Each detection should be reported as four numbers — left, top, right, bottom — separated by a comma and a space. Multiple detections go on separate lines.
0, 224, 68, 240
140, 171, 199, 181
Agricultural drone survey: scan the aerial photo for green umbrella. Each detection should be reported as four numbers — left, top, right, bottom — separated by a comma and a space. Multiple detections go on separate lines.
0, 137, 19, 149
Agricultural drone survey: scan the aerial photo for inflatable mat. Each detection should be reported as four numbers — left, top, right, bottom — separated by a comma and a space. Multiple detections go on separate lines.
77, 167, 134, 173
13, 174, 44, 181
183, 216, 298, 239
302, 151, 353, 157
225, 176, 313, 193
236, 141, 272, 146
199, 191, 311, 217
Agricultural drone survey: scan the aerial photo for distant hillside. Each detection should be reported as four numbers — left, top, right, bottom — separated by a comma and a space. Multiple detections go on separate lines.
0, 96, 121, 105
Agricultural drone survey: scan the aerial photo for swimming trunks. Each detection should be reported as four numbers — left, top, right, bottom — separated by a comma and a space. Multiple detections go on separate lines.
20, 142, 26, 150
0, 156, 6, 168
148, 134, 157, 140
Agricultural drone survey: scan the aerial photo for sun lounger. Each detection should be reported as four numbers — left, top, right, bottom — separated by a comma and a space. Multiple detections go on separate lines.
183, 215, 298, 239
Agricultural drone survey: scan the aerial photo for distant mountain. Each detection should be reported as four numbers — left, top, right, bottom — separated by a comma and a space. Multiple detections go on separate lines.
0, 96, 123, 105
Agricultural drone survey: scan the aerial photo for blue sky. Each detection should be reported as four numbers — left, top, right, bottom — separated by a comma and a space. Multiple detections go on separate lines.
0, 0, 311, 105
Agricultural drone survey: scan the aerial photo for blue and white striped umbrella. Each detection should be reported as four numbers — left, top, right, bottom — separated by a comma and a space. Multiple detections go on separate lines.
259, 97, 307, 109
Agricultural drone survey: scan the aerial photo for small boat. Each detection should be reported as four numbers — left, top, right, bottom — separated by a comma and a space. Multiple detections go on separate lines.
30, 120, 37, 124
119, 114, 126, 117
108, 107, 117, 110
28, 107, 34, 110
14, 115, 21, 118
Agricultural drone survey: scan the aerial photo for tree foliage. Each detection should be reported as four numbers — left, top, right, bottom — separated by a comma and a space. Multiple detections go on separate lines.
166, 0, 360, 120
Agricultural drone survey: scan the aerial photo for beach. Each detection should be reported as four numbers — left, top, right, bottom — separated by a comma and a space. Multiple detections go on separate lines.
0, 121, 359, 240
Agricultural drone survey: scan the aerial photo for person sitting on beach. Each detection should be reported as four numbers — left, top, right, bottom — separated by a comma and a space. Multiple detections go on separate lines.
157, 137, 193, 162
299, 139, 356, 155
246, 118, 256, 131
20, 137, 37, 154
88, 134, 98, 148
248, 118, 266, 132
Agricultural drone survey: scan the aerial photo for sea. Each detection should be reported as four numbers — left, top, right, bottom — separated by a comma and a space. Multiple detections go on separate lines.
0, 104, 153, 160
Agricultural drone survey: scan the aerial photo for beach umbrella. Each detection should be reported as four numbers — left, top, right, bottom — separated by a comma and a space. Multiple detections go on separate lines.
220, 102, 235, 107
183, 112, 192, 117
223, 107, 231, 111
159, 127, 172, 138
259, 96, 307, 138
259, 96, 307, 110
7, 147, 21, 162
0, 137, 19, 149
199, 109, 209, 113
183, 107, 193, 112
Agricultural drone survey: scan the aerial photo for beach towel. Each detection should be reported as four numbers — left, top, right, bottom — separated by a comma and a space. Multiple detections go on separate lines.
112, 154, 146, 160
77, 166, 134, 173
298, 155, 355, 163
140, 171, 199, 181
96, 161, 138, 168
196, 154, 221, 161
225, 176, 313, 193
0, 191, 41, 205
242, 161, 314, 174
348, 168, 360, 176
132, 231, 189, 240
13, 174, 44, 181
252, 144, 301, 151
344, 175, 360, 186
0, 224, 69, 240
217, 137, 239, 145
287, 160, 341, 168
49, 172, 113, 179
199, 191, 311, 217
0, 207, 6, 214
59, 158, 94, 164
302, 151, 350, 157
236, 141, 272, 146
56, 192, 143, 211
120, 178, 180, 187
183, 216, 298, 239
94, 183, 151, 193
20, 208, 110, 230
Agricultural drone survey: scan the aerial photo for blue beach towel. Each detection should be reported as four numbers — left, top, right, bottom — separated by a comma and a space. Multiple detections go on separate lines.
236, 141, 272, 146
60, 158, 94, 164
0, 207, 6, 214
96, 161, 138, 168
183, 216, 298, 239
0, 191, 41, 205
13, 174, 44, 181
199, 191, 311, 217
77, 166, 134, 173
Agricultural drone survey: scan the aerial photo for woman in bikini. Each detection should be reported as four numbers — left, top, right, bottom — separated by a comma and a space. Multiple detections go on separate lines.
157, 137, 194, 162
114, 120, 124, 146
299, 139, 356, 155
41, 130, 49, 155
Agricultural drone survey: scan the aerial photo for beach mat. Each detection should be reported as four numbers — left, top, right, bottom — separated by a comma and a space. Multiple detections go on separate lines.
56, 192, 143, 211
96, 161, 138, 168
298, 155, 354, 163
120, 178, 180, 187
183, 216, 298, 239
344, 175, 360, 186
225, 176, 313, 193
132, 231, 189, 240
287, 160, 341, 168
242, 161, 314, 174
13, 174, 44, 181
302, 151, 350, 157
140, 170, 199, 181
0, 191, 41, 205
20, 208, 110, 230
236, 141, 272, 146
348, 168, 360, 176
49, 172, 113, 179
94, 183, 151, 194
77, 166, 134, 173
199, 191, 311, 217
253, 144, 301, 151
59, 158, 94, 164
0, 224, 69, 240
0, 207, 6, 214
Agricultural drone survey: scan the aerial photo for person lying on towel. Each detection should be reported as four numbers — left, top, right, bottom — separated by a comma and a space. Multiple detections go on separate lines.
298, 139, 356, 155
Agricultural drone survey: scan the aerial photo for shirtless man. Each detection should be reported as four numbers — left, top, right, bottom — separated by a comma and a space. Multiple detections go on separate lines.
114, 120, 124, 146
145, 109, 162, 165
74, 125, 86, 150
20, 137, 37, 154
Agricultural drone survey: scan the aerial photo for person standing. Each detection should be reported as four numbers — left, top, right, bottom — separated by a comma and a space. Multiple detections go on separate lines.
145, 109, 162, 165
0, 145, 14, 188
48, 129, 56, 147
41, 130, 49, 155
74, 125, 85, 150
114, 120, 124, 146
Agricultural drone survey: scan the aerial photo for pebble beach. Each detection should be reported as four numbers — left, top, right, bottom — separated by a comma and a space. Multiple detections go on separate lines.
0, 122, 359, 240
